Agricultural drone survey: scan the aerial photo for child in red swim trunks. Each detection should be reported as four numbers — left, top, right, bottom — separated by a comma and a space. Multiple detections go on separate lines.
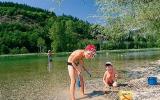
103, 62, 118, 89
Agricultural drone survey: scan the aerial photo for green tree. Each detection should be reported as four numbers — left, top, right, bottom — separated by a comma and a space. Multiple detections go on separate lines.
49, 21, 65, 52
65, 20, 78, 51
37, 37, 45, 53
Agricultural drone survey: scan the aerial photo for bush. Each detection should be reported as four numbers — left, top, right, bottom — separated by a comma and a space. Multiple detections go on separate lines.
10, 47, 20, 54
20, 47, 28, 53
0, 45, 9, 54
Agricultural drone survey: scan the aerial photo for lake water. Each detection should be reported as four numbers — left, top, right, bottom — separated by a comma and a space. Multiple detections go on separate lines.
0, 49, 160, 99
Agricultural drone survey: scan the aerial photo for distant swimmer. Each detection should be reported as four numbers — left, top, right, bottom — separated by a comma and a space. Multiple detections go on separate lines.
47, 50, 53, 72
48, 50, 52, 62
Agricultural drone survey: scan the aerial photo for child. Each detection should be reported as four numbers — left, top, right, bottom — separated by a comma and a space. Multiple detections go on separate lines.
103, 62, 118, 90
67, 44, 96, 100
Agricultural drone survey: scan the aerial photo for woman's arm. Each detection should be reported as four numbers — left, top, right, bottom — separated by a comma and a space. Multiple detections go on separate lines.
79, 60, 91, 77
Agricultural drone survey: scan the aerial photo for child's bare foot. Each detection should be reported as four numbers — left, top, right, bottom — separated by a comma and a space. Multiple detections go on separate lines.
80, 93, 89, 98
81, 93, 87, 96
81, 93, 84, 96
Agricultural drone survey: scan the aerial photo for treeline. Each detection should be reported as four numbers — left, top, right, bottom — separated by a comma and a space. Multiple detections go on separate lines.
0, 2, 96, 54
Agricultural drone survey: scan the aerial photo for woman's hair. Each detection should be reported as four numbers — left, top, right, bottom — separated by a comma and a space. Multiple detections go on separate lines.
85, 44, 96, 53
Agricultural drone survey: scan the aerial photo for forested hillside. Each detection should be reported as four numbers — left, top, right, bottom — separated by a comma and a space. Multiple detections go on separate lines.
0, 2, 94, 54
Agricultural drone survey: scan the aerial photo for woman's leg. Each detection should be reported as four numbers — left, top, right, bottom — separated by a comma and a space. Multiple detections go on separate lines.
68, 65, 77, 100
79, 75, 85, 95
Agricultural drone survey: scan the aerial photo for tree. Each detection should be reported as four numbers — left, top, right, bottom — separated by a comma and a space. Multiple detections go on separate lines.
49, 21, 65, 52
65, 20, 78, 51
95, 0, 160, 49
37, 37, 45, 53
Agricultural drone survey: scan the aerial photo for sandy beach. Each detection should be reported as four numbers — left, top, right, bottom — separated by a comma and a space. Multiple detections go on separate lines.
61, 60, 160, 100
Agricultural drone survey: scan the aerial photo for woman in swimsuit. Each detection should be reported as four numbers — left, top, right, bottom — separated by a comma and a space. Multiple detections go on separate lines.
67, 44, 96, 100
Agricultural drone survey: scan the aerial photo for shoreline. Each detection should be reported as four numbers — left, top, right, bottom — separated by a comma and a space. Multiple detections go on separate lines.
1, 48, 160, 57
66, 60, 160, 100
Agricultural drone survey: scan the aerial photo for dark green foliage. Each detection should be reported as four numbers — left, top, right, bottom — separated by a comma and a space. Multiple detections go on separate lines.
0, 2, 93, 54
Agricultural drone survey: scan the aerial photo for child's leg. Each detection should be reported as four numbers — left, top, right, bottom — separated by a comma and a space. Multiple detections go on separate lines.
103, 84, 111, 94
68, 65, 77, 100
104, 79, 112, 93
79, 75, 85, 95
104, 84, 110, 90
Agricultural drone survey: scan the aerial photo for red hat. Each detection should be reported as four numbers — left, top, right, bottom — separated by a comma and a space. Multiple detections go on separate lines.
85, 44, 96, 53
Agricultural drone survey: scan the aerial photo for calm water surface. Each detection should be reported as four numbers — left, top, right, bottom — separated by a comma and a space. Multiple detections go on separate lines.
0, 49, 160, 99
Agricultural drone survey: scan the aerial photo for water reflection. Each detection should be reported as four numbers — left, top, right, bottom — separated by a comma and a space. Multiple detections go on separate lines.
48, 62, 53, 72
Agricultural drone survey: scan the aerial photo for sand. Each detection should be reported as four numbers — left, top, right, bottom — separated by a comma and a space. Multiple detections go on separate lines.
61, 60, 160, 100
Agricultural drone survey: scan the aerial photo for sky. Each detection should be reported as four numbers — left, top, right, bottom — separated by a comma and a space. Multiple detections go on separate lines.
0, 0, 103, 24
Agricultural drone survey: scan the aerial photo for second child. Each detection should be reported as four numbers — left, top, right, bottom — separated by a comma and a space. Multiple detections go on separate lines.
103, 62, 118, 89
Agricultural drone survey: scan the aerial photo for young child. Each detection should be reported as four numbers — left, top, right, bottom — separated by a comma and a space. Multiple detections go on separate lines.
103, 62, 118, 89
67, 44, 96, 100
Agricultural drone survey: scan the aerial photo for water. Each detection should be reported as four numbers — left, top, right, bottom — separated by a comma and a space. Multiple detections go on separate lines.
0, 49, 160, 99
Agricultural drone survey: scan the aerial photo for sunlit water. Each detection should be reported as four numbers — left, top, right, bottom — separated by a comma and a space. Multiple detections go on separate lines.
0, 49, 160, 99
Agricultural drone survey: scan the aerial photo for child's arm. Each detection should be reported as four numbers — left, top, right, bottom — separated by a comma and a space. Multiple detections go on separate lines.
114, 68, 118, 81
113, 69, 118, 87
103, 72, 108, 86
115, 68, 118, 76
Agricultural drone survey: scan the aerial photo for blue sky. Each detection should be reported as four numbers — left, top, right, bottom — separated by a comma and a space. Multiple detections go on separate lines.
0, 0, 103, 24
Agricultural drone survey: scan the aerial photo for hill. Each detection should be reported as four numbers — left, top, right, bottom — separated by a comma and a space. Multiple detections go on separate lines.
0, 2, 94, 54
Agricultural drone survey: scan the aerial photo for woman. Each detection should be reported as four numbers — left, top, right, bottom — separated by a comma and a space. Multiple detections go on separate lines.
67, 44, 96, 100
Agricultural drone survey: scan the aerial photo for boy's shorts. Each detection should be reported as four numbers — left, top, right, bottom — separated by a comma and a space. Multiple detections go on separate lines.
107, 80, 114, 86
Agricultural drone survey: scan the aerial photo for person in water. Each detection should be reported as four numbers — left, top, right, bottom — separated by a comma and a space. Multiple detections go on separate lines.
47, 50, 53, 72
48, 50, 52, 62
67, 44, 96, 100
103, 62, 118, 91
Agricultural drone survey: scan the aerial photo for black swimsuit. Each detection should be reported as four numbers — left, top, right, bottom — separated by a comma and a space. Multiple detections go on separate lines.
67, 62, 79, 66
67, 62, 73, 66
